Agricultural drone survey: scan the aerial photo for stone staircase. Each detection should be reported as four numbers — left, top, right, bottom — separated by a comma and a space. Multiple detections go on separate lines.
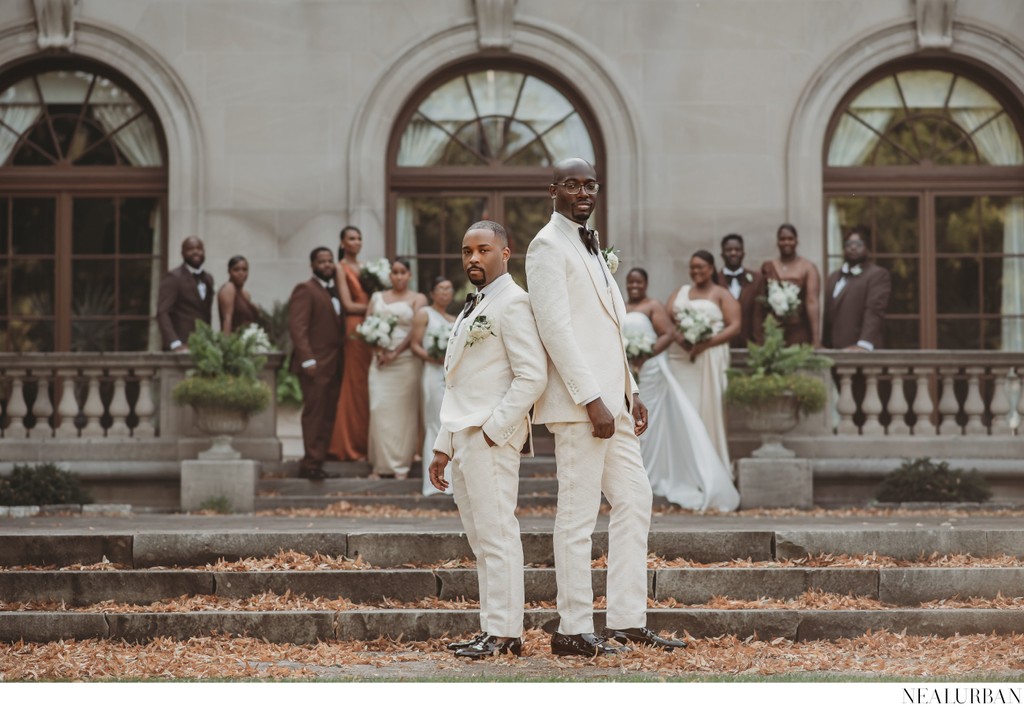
3, 524, 1024, 644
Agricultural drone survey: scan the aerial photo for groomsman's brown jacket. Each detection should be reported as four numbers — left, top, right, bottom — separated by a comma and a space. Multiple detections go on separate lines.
823, 261, 891, 349
156, 264, 214, 350
719, 267, 763, 348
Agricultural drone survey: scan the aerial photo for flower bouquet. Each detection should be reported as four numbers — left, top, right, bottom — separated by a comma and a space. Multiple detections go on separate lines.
675, 306, 723, 345
763, 279, 801, 319
359, 258, 392, 295
624, 331, 655, 363
354, 313, 399, 349
424, 321, 453, 360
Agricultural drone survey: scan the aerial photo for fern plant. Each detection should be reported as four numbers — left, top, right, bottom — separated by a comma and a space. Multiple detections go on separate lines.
726, 316, 834, 415
172, 322, 272, 414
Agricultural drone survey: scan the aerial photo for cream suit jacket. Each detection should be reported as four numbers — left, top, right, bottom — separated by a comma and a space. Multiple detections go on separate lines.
432, 274, 548, 458
526, 211, 637, 425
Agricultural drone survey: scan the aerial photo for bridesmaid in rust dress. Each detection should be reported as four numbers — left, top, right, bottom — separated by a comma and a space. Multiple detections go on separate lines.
217, 255, 262, 333
328, 226, 373, 461
754, 223, 822, 347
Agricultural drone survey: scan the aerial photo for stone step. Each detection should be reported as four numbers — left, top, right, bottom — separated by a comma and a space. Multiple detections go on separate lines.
3, 567, 1022, 606
4, 607, 1024, 643
257, 477, 558, 496
253, 495, 563, 511
269, 456, 558, 480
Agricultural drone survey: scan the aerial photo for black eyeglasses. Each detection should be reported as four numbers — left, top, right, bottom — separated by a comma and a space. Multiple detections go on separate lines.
552, 181, 600, 195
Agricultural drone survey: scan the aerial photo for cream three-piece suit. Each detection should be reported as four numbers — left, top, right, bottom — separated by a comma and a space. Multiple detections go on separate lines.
526, 211, 654, 635
432, 273, 547, 638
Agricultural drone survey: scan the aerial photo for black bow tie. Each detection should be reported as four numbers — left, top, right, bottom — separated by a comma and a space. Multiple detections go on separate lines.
579, 227, 598, 256
192, 271, 204, 282
462, 292, 483, 319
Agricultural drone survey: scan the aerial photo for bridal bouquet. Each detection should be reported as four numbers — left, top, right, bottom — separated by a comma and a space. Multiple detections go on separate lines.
359, 258, 392, 294
675, 306, 723, 345
424, 322, 452, 359
239, 324, 272, 353
764, 279, 801, 319
354, 313, 398, 349
624, 331, 655, 362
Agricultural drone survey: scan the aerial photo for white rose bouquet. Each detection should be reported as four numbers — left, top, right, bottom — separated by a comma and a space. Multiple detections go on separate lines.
675, 306, 723, 345
465, 315, 495, 347
764, 279, 801, 319
358, 258, 392, 294
624, 331, 655, 362
424, 322, 452, 360
239, 324, 272, 354
354, 313, 398, 349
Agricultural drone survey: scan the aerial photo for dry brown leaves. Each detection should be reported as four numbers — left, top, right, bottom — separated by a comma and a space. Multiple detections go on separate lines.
256, 502, 460, 518
650, 552, 1024, 569
3, 628, 1024, 680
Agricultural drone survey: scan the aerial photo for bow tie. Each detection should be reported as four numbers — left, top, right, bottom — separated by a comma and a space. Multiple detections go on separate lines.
462, 292, 483, 319
191, 270, 205, 281
723, 269, 744, 283
578, 227, 598, 256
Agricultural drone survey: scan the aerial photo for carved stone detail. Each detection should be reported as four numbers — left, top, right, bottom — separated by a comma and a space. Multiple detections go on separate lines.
913, 0, 957, 49
33, 0, 77, 50
473, 0, 516, 50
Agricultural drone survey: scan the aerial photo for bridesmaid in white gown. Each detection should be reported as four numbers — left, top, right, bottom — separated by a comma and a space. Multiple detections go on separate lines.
665, 251, 741, 471
624, 268, 739, 511
410, 277, 456, 496
367, 258, 427, 479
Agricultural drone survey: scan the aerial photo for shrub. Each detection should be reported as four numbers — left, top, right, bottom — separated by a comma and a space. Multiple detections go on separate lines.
172, 375, 271, 414
276, 354, 303, 407
726, 372, 827, 413
876, 457, 992, 503
172, 321, 272, 414
0, 463, 93, 506
199, 496, 232, 514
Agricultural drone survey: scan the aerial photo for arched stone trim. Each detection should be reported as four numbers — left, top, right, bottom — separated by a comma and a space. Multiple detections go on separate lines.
0, 18, 204, 243
346, 18, 644, 260
785, 19, 1024, 264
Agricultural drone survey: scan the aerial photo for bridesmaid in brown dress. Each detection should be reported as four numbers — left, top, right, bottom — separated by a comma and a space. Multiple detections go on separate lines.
328, 226, 372, 461
217, 255, 262, 333
754, 223, 822, 347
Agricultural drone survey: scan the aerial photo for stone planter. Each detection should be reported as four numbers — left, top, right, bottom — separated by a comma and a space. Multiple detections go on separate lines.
192, 405, 250, 460
744, 392, 800, 459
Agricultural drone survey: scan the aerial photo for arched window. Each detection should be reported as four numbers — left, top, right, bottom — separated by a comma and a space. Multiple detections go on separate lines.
824, 61, 1024, 350
389, 62, 603, 299
0, 58, 167, 352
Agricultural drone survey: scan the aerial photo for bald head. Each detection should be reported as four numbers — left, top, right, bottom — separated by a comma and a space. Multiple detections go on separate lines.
181, 236, 205, 269
552, 157, 595, 183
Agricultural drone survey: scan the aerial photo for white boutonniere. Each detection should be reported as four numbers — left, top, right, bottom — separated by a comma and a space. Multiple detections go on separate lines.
850, 265, 863, 276
601, 246, 619, 274
745, 272, 754, 283
465, 315, 495, 347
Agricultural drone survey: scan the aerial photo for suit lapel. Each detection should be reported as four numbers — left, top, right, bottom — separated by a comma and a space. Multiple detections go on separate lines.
444, 277, 511, 376
552, 215, 617, 322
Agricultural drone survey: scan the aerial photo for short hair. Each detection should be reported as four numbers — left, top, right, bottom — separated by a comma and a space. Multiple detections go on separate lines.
692, 249, 721, 286
844, 225, 872, 248
466, 220, 509, 247
227, 255, 247, 269
627, 267, 648, 282
777, 223, 799, 239
431, 276, 452, 291
309, 246, 332, 263
721, 233, 744, 248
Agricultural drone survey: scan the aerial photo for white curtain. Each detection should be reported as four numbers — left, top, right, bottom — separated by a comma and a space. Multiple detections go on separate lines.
396, 199, 418, 288
148, 202, 163, 351
396, 118, 450, 167
825, 110, 894, 257
0, 106, 42, 164
953, 110, 1024, 351
92, 106, 161, 166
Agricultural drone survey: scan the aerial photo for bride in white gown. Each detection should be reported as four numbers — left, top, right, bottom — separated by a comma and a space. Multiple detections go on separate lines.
624, 268, 739, 512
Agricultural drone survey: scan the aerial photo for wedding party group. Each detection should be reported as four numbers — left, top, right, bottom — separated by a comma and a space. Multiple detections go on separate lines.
156, 156, 891, 659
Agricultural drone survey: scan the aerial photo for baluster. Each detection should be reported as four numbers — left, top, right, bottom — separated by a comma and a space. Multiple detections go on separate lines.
835, 368, 858, 434
937, 366, 962, 436
28, 370, 54, 439
55, 369, 80, 438
911, 368, 936, 436
107, 370, 131, 437
861, 367, 884, 436
989, 367, 1012, 435
80, 369, 105, 437
4, 370, 29, 438
886, 366, 910, 435
133, 368, 156, 437
963, 366, 987, 436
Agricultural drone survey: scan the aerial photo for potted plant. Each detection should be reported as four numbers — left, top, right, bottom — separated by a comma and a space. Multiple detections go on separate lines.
726, 315, 833, 458
172, 321, 272, 458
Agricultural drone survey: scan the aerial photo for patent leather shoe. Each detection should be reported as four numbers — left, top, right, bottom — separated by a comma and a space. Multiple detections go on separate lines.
604, 626, 687, 651
453, 633, 522, 659
550, 631, 629, 657
446, 632, 484, 651
298, 467, 327, 480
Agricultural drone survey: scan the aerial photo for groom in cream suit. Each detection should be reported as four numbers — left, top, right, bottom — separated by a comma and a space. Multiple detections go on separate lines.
428, 220, 547, 659
527, 158, 687, 656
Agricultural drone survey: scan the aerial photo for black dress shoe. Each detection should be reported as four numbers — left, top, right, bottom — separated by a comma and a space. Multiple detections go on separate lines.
453, 634, 522, 659
298, 467, 327, 480
551, 631, 629, 657
604, 626, 687, 651
446, 632, 484, 651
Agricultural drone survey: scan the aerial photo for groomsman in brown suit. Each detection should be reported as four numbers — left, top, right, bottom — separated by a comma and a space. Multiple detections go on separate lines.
288, 247, 346, 479
824, 227, 892, 350
719, 233, 762, 348
157, 236, 214, 351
